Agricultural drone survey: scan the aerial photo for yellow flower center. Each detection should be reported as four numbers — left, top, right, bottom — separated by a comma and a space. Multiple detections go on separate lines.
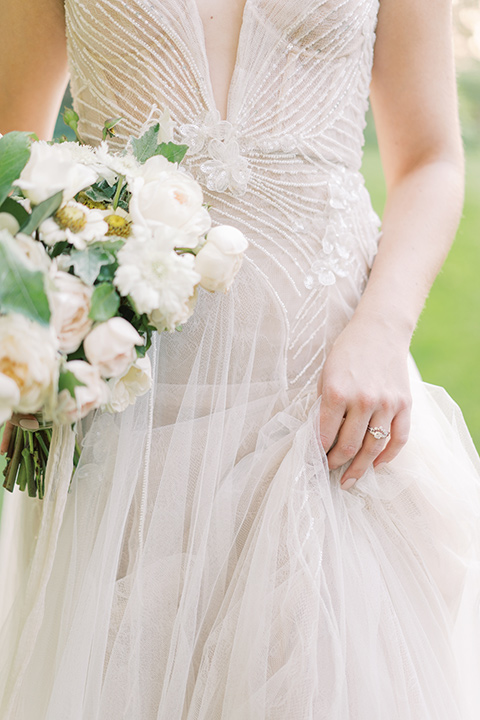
105, 214, 132, 238
78, 192, 107, 210
0, 358, 28, 391
55, 206, 87, 233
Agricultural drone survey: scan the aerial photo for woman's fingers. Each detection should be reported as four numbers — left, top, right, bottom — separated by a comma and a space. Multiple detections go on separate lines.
0, 421, 13, 455
373, 408, 411, 467
318, 389, 347, 453
327, 407, 371, 471
340, 411, 392, 486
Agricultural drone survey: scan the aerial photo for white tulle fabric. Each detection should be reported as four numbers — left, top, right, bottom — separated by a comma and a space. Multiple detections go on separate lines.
1, 0, 480, 718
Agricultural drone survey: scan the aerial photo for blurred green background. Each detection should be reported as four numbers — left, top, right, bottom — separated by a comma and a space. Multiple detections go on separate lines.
0, 69, 479, 518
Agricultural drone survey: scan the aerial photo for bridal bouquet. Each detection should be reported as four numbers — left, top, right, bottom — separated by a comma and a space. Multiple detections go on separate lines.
0, 110, 248, 498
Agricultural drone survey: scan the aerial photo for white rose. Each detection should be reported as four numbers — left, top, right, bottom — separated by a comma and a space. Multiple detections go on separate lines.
0, 314, 59, 414
16, 142, 98, 205
195, 225, 248, 293
83, 317, 143, 378
0, 373, 20, 425
49, 271, 93, 353
0, 213, 20, 235
129, 156, 211, 246
105, 356, 152, 413
15, 233, 52, 271
55, 361, 109, 423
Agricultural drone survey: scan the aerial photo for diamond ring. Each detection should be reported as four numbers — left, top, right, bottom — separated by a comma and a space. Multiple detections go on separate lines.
367, 425, 390, 440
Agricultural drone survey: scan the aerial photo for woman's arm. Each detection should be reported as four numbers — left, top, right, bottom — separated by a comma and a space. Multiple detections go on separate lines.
0, 0, 68, 451
0, 0, 69, 138
318, 0, 464, 487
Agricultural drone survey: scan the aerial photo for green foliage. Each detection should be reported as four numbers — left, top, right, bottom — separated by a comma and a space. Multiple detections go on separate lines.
0, 197, 29, 227
0, 132, 32, 206
0, 230, 51, 326
66, 242, 121, 286
20, 191, 63, 235
89, 283, 120, 321
58, 369, 86, 399
130, 123, 188, 164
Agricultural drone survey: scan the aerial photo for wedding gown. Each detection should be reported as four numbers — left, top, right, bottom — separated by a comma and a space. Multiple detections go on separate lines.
1, 0, 480, 717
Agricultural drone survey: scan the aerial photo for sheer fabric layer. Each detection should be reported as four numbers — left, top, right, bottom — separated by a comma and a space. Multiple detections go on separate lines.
1, 0, 480, 718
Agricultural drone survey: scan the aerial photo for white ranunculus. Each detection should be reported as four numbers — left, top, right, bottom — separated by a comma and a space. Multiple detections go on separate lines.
15, 233, 52, 271
195, 225, 248, 293
0, 314, 59, 414
0, 372, 20, 425
49, 271, 93, 353
114, 230, 200, 331
39, 201, 108, 250
83, 317, 143, 378
129, 156, 211, 247
105, 356, 152, 413
16, 142, 98, 205
58, 141, 118, 185
0, 213, 20, 235
55, 361, 109, 423
94, 142, 143, 180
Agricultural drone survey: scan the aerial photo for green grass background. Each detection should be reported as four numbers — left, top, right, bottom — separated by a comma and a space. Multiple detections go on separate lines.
1, 72, 479, 518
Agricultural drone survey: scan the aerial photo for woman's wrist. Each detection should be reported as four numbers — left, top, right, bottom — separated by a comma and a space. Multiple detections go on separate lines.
348, 304, 414, 350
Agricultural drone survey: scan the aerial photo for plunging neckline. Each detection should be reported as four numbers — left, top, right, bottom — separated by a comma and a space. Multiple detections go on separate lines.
189, 0, 252, 123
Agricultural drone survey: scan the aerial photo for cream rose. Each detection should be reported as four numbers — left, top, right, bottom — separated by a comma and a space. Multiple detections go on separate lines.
83, 317, 143, 378
0, 373, 20, 425
15, 233, 52, 272
49, 271, 93, 353
105, 356, 152, 413
55, 361, 109, 423
0, 213, 20, 235
129, 156, 211, 247
195, 225, 248, 293
0, 314, 58, 414
16, 141, 98, 205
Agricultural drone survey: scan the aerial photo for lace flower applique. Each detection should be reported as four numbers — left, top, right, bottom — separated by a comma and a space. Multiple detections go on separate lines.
179, 110, 251, 196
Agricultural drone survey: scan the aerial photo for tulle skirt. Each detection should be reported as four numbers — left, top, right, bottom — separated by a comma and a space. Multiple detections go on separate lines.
1, 264, 480, 719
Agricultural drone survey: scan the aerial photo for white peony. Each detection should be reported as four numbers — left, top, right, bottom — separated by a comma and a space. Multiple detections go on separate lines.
0, 373, 20, 425
15, 233, 52, 271
105, 356, 152, 413
49, 271, 93, 353
0, 314, 59, 414
114, 230, 200, 331
129, 156, 211, 247
83, 317, 143, 378
40, 201, 108, 250
16, 141, 98, 205
195, 225, 248, 292
55, 361, 109, 423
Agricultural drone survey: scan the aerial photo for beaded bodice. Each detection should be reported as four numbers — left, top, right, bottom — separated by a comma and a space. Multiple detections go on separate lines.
65, 0, 382, 389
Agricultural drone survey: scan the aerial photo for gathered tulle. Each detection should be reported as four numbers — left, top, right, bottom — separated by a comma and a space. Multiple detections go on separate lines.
1, 264, 480, 719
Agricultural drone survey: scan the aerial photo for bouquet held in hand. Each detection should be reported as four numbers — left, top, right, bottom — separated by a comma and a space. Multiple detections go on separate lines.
0, 110, 248, 498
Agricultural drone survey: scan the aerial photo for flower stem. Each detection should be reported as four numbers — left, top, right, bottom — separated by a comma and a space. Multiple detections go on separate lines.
3, 428, 24, 493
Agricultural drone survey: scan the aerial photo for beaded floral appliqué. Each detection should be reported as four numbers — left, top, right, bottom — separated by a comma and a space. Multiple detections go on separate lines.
179, 110, 251, 196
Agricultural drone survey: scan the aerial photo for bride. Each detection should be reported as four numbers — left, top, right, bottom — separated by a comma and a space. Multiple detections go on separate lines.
1, 0, 480, 717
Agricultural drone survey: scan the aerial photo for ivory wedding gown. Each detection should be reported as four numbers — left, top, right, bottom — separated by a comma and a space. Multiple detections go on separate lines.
1, 0, 480, 717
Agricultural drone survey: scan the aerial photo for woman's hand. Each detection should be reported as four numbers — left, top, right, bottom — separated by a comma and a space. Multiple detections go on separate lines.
317, 315, 412, 489
0, 415, 40, 455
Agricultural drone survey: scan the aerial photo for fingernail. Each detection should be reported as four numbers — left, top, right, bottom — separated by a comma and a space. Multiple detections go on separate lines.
341, 477, 357, 490
19, 418, 40, 431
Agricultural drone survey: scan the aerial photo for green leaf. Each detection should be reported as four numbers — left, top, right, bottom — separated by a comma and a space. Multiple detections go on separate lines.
89, 283, 120, 322
20, 191, 63, 235
130, 123, 161, 163
58, 369, 86, 399
0, 197, 29, 227
67, 246, 115, 285
84, 180, 117, 203
154, 142, 188, 164
0, 132, 32, 206
0, 230, 51, 325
